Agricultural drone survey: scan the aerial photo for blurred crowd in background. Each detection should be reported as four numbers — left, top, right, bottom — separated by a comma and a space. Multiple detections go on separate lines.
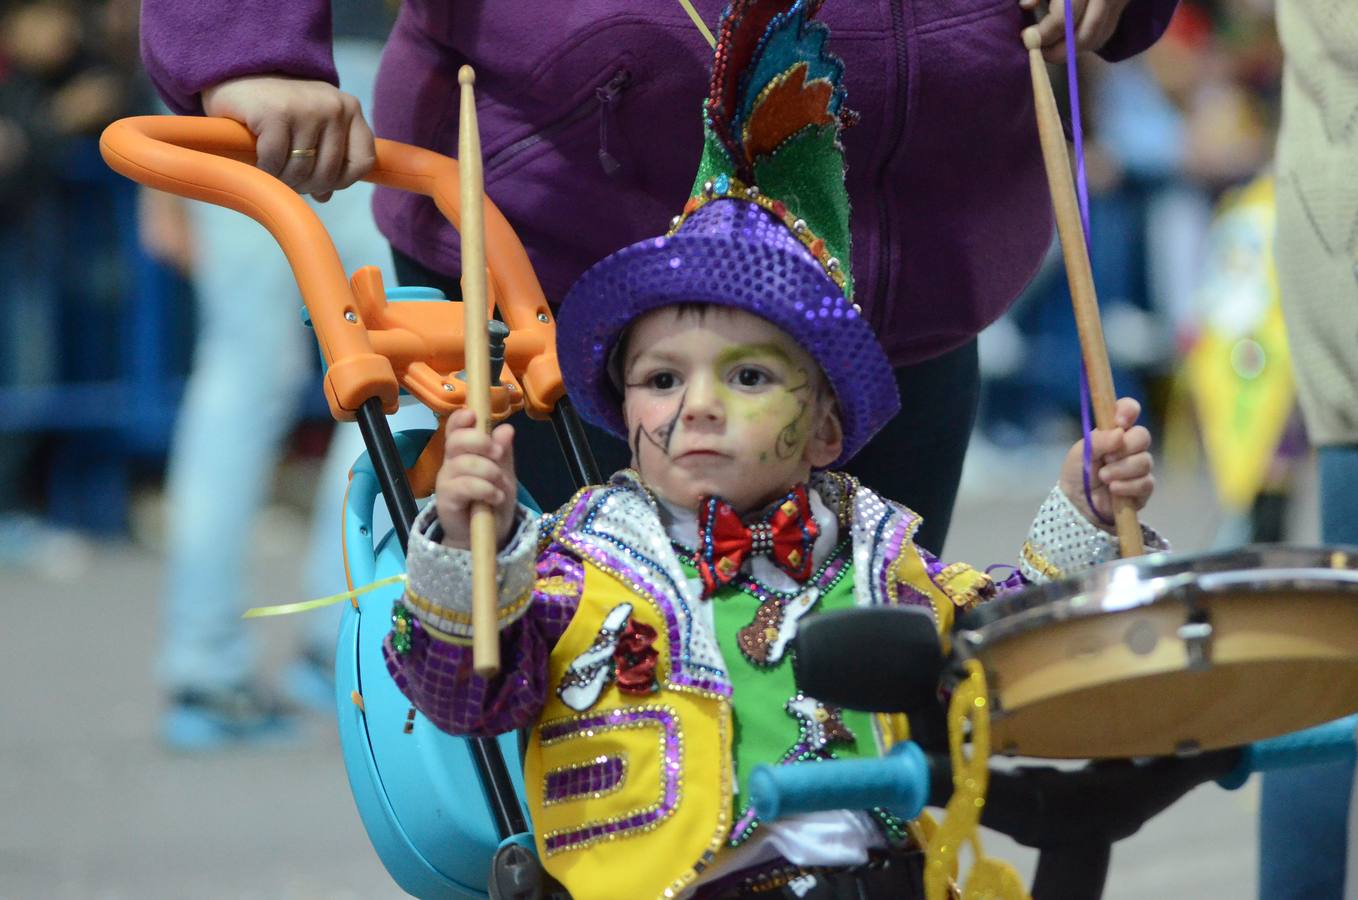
977, 0, 1289, 529
984, 0, 1278, 417
0, 0, 187, 571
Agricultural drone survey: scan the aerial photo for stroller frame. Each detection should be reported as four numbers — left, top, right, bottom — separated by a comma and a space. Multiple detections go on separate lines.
101, 115, 590, 897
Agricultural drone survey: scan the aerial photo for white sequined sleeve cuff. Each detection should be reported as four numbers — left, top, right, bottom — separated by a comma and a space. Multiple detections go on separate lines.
1019, 487, 1168, 584
401, 502, 541, 639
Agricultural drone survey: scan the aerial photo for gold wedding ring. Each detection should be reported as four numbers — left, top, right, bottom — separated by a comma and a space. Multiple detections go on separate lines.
289, 147, 318, 159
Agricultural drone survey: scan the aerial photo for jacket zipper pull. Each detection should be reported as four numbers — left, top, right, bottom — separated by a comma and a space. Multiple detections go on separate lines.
596, 70, 630, 176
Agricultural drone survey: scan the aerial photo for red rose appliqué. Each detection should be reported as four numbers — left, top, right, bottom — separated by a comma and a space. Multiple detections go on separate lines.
613, 619, 658, 695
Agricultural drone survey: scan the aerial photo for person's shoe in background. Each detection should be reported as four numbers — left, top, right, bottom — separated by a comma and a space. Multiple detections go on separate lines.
0, 512, 93, 581
160, 681, 298, 752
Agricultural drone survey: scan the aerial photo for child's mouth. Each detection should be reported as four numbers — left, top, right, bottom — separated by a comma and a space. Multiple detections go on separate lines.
675, 449, 727, 464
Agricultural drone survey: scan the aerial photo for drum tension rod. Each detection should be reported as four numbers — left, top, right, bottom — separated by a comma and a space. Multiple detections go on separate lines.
1177, 603, 1214, 673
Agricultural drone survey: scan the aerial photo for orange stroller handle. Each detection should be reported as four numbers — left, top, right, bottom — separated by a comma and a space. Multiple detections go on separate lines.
99, 115, 564, 421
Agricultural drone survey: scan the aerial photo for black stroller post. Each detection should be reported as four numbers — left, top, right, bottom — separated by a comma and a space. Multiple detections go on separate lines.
550, 397, 604, 488
355, 398, 422, 556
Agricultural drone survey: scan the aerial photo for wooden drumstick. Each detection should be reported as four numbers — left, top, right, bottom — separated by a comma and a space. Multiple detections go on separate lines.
1025, 31, 1145, 558
458, 65, 501, 676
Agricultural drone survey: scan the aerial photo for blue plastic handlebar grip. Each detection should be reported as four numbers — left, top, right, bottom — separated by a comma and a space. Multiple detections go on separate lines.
1218, 715, 1358, 790
748, 741, 930, 821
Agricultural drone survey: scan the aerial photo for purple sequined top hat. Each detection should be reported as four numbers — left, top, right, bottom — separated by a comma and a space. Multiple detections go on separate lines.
557, 0, 899, 466
558, 198, 897, 465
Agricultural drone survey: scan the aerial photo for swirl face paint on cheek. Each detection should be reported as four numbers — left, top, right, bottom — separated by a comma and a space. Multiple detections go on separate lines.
714, 365, 812, 465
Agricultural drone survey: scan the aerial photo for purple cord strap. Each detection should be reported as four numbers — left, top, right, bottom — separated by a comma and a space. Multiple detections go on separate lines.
1063, 0, 1115, 527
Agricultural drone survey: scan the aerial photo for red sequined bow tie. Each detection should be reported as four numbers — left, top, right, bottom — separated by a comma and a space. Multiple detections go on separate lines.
695, 484, 819, 597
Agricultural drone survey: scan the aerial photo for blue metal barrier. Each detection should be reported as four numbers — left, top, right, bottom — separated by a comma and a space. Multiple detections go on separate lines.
0, 138, 191, 533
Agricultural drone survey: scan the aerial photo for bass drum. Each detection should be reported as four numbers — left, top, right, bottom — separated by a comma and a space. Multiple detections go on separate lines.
335, 429, 533, 898
955, 545, 1358, 759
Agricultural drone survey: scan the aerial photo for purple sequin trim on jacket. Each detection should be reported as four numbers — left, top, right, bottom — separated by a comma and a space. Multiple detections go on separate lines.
544, 755, 627, 805
539, 707, 681, 853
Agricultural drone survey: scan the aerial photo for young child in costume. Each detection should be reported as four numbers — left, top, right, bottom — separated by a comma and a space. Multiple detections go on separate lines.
384, 3, 1161, 898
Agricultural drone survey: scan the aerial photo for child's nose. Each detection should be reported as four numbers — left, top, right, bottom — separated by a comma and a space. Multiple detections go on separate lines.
682, 376, 724, 425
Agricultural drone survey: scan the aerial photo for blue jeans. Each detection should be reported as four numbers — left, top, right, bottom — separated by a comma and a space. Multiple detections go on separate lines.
157, 41, 423, 692
1259, 445, 1358, 899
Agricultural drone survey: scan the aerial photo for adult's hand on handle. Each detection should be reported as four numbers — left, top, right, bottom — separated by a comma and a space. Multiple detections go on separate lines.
201, 74, 376, 201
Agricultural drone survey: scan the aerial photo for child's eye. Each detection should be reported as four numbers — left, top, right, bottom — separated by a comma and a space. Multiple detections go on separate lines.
648, 372, 678, 390
732, 367, 771, 388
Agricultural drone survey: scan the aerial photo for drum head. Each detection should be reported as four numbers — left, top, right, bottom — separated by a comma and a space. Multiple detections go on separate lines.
956, 545, 1358, 759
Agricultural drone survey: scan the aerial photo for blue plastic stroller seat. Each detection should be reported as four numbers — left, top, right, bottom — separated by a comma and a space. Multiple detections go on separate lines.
337, 428, 540, 898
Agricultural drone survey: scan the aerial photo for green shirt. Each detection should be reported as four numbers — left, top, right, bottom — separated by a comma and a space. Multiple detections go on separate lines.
676, 540, 884, 844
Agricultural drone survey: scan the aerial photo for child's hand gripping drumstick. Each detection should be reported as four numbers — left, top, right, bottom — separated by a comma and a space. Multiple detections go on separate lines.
434, 406, 518, 669
456, 65, 502, 676
1024, 28, 1144, 557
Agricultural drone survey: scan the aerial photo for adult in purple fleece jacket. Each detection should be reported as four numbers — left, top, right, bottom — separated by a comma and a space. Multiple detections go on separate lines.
140, 0, 1176, 551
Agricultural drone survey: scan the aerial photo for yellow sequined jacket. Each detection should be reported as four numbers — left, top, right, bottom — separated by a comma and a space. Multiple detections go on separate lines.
390, 473, 1133, 899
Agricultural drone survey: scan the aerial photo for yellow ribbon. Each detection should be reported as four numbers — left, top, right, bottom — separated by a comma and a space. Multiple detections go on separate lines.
925, 659, 1030, 900
242, 574, 407, 618
676, 0, 716, 48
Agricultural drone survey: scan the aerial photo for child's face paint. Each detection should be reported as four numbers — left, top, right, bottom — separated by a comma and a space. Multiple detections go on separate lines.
621, 307, 841, 514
